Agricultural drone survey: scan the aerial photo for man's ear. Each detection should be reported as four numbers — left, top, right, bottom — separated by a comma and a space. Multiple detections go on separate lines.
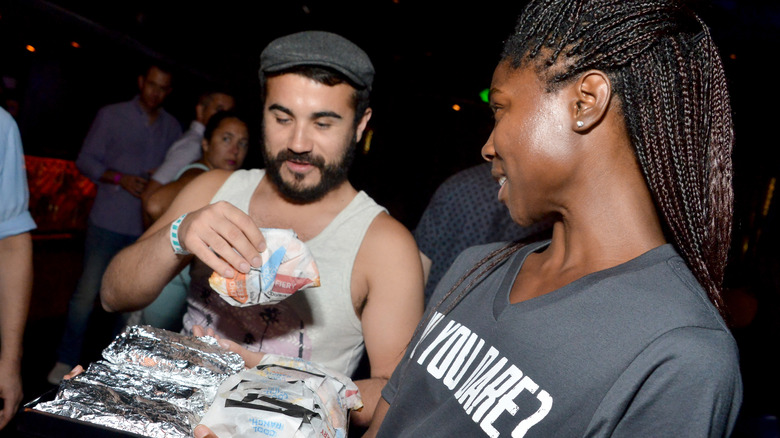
570, 70, 611, 132
201, 138, 209, 154
354, 108, 372, 142
137, 75, 145, 91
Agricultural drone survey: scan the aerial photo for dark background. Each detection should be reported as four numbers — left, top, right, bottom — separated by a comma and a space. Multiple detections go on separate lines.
1, 0, 779, 230
2, 0, 780, 437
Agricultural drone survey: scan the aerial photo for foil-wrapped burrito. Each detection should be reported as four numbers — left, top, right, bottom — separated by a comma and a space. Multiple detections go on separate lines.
64, 360, 210, 416
101, 325, 245, 400
34, 378, 198, 438
199, 354, 363, 438
209, 228, 321, 307
32, 325, 245, 438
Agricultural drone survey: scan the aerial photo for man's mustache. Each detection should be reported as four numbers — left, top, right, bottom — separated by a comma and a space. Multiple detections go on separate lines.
274, 151, 326, 169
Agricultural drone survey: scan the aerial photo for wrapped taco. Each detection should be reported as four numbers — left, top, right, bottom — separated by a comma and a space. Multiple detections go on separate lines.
208, 228, 320, 306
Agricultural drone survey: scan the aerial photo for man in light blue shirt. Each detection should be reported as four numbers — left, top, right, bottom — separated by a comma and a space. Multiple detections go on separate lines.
0, 106, 36, 430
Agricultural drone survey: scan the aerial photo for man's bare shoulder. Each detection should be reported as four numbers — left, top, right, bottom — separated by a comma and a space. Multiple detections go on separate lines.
365, 211, 417, 248
358, 211, 422, 281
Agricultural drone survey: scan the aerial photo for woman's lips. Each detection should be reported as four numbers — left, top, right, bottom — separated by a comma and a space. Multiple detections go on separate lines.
497, 176, 507, 201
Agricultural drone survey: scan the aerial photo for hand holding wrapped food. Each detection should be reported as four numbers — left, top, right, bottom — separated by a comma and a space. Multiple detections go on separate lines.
199, 354, 362, 438
208, 228, 320, 307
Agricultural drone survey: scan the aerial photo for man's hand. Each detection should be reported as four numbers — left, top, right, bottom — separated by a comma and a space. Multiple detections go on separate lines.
63, 365, 85, 380
119, 174, 149, 198
192, 325, 265, 368
176, 201, 266, 279
101, 171, 266, 313
194, 424, 220, 438
0, 359, 23, 430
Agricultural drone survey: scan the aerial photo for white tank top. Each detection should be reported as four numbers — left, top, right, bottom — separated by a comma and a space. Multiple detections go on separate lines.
183, 169, 387, 376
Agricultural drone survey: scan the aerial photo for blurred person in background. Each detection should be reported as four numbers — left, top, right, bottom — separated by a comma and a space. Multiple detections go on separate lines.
47, 63, 181, 384
141, 89, 235, 227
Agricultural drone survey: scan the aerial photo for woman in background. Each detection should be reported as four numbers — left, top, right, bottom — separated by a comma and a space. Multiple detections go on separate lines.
140, 110, 249, 331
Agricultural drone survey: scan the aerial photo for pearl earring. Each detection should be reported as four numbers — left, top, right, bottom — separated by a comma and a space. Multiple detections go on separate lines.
576, 121, 584, 128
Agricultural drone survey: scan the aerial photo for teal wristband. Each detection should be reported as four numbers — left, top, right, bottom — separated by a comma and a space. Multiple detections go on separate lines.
170, 214, 190, 255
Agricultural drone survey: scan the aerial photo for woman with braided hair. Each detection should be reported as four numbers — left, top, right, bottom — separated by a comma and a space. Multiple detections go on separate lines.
364, 0, 742, 436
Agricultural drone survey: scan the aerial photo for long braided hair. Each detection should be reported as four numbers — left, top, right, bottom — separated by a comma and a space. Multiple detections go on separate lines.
424, 0, 734, 329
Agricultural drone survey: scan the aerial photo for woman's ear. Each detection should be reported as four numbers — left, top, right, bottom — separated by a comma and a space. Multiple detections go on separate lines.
570, 70, 612, 132
201, 138, 209, 154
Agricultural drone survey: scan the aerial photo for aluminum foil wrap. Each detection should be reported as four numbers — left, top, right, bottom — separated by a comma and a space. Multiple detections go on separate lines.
71, 360, 210, 416
32, 325, 245, 437
101, 325, 245, 400
34, 378, 197, 437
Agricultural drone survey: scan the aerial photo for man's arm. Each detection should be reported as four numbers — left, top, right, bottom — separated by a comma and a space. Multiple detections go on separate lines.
74, 108, 111, 182
75, 109, 148, 198
350, 213, 425, 427
100, 170, 266, 312
0, 232, 32, 430
145, 169, 205, 222
141, 133, 203, 223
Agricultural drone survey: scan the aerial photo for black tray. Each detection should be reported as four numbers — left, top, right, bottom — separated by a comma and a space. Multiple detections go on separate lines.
17, 388, 148, 438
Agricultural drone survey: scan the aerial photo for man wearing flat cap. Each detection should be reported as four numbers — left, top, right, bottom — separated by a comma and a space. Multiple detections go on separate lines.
101, 31, 425, 427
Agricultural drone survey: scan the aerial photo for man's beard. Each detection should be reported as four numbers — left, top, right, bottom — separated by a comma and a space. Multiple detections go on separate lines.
262, 138, 356, 204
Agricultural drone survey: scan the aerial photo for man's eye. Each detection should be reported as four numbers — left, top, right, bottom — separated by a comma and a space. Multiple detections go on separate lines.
315, 122, 331, 129
276, 117, 291, 124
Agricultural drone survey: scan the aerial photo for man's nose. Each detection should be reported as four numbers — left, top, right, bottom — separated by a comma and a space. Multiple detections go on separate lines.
288, 125, 313, 153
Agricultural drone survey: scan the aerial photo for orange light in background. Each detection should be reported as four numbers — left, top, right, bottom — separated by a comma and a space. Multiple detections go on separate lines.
71, 41, 80, 48
729, 53, 737, 60
452, 104, 461, 111
26, 44, 36, 53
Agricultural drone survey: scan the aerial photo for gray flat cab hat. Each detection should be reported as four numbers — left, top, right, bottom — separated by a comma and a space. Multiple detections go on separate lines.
259, 30, 375, 91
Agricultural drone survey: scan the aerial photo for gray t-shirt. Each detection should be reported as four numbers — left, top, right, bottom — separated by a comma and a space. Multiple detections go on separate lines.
380, 240, 742, 437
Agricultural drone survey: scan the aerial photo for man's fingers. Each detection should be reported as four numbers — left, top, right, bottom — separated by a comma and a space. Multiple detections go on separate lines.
0, 408, 11, 431
178, 202, 267, 276
188, 239, 237, 278
192, 325, 217, 338
216, 338, 264, 368
194, 424, 218, 438
223, 205, 266, 255
64, 365, 84, 380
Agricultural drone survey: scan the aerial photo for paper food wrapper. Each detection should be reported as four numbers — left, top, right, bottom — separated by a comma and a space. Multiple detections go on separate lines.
209, 228, 320, 307
199, 354, 362, 438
